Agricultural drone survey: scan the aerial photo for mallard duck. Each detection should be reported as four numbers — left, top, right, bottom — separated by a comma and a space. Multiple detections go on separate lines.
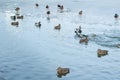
60, 5, 64, 13
54, 24, 61, 30
79, 36, 89, 43
35, 21, 41, 27
15, 7, 20, 12
17, 15, 23, 19
79, 10, 83, 15
114, 14, 119, 19
97, 49, 108, 57
57, 67, 70, 76
46, 5, 49, 9
11, 15, 16, 21
35, 3, 39, 7
46, 11, 50, 16
57, 4, 61, 8
11, 21, 19, 26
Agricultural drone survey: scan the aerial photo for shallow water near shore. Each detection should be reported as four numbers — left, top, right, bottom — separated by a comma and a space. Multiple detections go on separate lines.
0, 0, 120, 80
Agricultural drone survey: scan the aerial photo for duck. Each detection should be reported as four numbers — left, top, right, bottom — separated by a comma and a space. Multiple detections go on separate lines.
79, 10, 83, 15
35, 3, 39, 7
11, 15, 16, 21
79, 36, 89, 43
35, 21, 41, 27
57, 4, 61, 8
46, 5, 49, 9
17, 15, 23, 19
114, 14, 119, 19
60, 5, 64, 13
46, 11, 50, 16
97, 49, 108, 57
54, 24, 61, 30
15, 7, 20, 15
11, 21, 19, 26
57, 67, 70, 76
15, 7, 20, 11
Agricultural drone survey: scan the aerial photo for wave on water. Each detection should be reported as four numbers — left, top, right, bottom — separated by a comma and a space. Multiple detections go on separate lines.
90, 30, 120, 48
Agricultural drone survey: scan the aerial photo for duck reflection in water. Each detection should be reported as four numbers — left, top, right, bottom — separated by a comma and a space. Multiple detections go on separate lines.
57, 67, 70, 78
47, 17, 50, 22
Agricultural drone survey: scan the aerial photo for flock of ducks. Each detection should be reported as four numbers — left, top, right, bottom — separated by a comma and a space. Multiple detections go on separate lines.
9, 3, 119, 78
74, 12, 119, 58
56, 48, 109, 78
61, 11, 118, 77
10, 4, 65, 28
10, 7, 23, 26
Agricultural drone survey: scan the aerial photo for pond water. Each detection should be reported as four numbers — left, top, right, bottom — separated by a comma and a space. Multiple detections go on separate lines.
0, 0, 120, 80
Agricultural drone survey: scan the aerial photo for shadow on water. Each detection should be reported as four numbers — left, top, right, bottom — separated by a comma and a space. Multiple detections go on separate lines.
74, 35, 80, 40
114, 18, 119, 26
47, 17, 50, 23
56, 73, 68, 78
57, 74, 68, 78
56, 72, 70, 78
